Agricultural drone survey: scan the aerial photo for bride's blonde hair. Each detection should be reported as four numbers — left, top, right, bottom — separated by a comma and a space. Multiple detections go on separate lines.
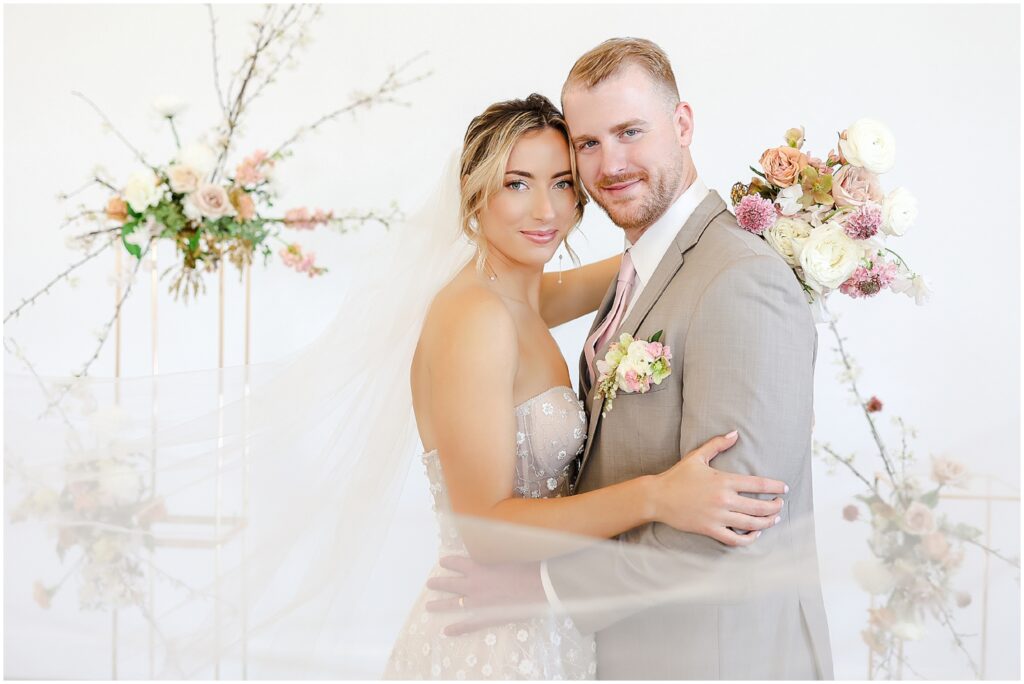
459, 93, 587, 272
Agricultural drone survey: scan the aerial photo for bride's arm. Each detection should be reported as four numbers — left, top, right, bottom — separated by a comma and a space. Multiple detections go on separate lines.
431, 290, 785, 564
539, 254, 621, 328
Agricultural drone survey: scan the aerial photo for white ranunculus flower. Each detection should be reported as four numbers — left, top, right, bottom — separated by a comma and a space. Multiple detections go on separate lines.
798, 222, 864, 293
764, 217, 813, 267
901, 502, 937, 536
880, 187, 918, 236
151, 95, 187, 118
123, 168, 162, 213
853, 559, 897, 595
839, 118, 896, 174
775, 184, 804, 216
931, 457, 970, 488
176, 142, 217, 177
890, 273, 932, 305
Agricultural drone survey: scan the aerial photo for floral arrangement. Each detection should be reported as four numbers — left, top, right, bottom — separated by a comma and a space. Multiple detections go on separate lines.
4, 4, 429, 384
10, 446, 165, 612
730, 119, 930, 312
594, 331, 672, 417
815, 321, 1019, 679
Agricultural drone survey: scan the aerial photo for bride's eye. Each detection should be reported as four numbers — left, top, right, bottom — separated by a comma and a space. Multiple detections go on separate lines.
506, 180, 528, 191
554, 180, 573, 190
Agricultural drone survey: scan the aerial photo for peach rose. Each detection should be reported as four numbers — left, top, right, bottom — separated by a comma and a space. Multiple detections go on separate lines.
187, 183, 236, 220
105, 196, 128, 222
167, 164, 202, 194
920, 531, 950, 561
759, 146, 809, 188
831, 165, 883, 208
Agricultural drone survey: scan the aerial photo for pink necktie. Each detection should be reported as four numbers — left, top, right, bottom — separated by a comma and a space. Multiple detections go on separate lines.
585, 250, 636, 384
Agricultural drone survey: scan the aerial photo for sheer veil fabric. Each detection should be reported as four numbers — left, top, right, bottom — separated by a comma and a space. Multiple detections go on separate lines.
4, 151, 817, 679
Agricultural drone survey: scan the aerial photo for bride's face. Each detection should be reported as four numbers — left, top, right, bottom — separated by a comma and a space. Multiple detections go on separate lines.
477, 127, 576, 270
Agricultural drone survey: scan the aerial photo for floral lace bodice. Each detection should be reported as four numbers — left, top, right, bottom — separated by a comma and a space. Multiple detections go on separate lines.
422, 385, 587, 554
384, 386, 596, 680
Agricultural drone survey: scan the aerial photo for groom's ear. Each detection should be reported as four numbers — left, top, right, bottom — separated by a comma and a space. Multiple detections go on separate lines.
672, 101, 694, 148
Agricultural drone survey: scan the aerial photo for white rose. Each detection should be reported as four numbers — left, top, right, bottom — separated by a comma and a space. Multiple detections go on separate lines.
123, 169, 162, 213
839, 118, 896, 174
186, 183, 236, 220
853, 559, 896, 595
625, 340, 654, 366
151, 95, 187, 118
764, 217, 813, 267
166, 164, 202, 194
176, 142, 217, 177
890, 273, 932, 305
931, 457, 970, 488
798, 222, 864, 293
775, 184, 804, 216
880, 187, 918, 236
901, 502, 937, 536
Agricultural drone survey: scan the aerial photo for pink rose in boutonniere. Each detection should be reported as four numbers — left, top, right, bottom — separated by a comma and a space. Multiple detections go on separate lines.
594, 330, 672, 418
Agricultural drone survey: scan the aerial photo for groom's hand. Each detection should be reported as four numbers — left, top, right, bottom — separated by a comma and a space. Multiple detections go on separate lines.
424, 555, 547, 636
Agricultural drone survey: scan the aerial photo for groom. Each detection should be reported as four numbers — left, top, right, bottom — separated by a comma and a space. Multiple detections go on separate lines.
432, 38, 834, 679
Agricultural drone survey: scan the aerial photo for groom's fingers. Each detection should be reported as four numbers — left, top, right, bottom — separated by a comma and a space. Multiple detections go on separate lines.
426, 576, 464, 594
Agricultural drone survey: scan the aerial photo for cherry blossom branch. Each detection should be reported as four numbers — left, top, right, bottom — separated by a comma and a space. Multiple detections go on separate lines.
206, 3, 228, 116
71, 91, 155, 171
4, 240, 112, 323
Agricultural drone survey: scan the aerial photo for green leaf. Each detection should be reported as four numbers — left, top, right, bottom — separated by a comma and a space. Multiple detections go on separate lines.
649, 330, 663, 343
749, 166, 767, 180
122, 234, 141, 258
919, 488, 940, 509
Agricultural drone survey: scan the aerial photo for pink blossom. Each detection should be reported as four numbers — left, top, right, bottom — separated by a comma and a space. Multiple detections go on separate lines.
647, 341, 664, 358
843, 203, 883, 240
734, 195, 776, 235
279, 244, 325, 278
840, 262, 898, 299
234, 149, 273, 187
284, 207, 334, 231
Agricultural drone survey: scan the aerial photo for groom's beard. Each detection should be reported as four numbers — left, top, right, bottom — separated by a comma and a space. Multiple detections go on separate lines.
592, 155, 685, 233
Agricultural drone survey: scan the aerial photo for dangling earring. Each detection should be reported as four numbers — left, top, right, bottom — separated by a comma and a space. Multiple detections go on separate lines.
468, 216, 479, 231
557, 251, 564, 285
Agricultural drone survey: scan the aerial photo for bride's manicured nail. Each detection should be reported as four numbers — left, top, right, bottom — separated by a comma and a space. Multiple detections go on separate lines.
784, 484, 790, 494
755, 530, 763, 538
774, 516, 781, 525
725, 430, 738, 439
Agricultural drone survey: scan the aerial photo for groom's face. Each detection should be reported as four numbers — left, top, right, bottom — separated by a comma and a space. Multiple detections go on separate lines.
563, 64, 693, 236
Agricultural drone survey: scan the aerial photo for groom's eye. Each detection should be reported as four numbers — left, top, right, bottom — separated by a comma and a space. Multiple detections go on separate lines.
577, 140, 597, 151
623, 128, 641, 138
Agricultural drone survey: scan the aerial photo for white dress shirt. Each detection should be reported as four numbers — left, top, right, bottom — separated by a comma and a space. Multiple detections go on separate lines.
538, 178, 710, 613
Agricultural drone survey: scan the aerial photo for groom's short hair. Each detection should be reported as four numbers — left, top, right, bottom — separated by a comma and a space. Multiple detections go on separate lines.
562, 37, 680, 108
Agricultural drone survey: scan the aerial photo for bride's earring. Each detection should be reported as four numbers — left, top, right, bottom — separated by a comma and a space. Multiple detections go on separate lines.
557, 251, 564, 285
468, 216, 479, 231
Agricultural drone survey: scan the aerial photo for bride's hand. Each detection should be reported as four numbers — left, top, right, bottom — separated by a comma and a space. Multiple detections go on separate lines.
650, 431, 787, 546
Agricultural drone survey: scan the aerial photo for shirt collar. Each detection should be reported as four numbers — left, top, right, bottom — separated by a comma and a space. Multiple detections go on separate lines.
625, 178, 709, 288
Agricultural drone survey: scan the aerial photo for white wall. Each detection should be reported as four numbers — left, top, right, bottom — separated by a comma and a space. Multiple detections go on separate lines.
4, 3, 1020, 679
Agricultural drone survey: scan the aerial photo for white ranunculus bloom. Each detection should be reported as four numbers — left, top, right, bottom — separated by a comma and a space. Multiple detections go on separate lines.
177, 142, 217, 177
123, 168, 163, 213
764, 217, 813, 267
890, 621, 924, 641
798, 222, 864, 293
775, 184, 804, 216
840, 118, 896, 174
151, 95, 187, 118
853, 559, 897, 595
881, 187, 918, 236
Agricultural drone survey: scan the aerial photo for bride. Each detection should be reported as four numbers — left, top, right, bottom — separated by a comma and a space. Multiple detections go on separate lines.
382, 94, 787, 680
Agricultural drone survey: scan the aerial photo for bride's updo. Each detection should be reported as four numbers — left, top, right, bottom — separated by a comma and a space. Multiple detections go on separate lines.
459, 93, 587, 270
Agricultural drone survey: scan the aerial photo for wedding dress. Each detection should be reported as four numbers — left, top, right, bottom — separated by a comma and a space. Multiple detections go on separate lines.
383, 386, 597, 680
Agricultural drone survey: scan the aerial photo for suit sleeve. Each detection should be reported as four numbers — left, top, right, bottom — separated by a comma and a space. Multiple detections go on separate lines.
544, 254, 817, 635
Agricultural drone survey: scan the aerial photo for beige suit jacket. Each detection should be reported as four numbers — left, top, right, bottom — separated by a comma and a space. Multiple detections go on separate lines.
547, 191, 834, 680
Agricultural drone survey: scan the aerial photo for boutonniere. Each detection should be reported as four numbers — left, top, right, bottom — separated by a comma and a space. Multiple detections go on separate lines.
594, 331, 673, 417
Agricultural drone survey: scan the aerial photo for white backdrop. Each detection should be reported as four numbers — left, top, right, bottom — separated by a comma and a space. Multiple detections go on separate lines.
4, 3, 1020, 679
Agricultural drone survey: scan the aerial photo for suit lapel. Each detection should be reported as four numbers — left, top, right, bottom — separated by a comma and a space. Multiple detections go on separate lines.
573, 191, 728, 490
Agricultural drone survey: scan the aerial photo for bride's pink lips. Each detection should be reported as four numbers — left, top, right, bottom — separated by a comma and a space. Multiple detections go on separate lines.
601, 179, 642, 195
521, 229, 558, 245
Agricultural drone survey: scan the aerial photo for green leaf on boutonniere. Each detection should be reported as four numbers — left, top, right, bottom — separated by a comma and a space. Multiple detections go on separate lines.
649, 330, 663, 343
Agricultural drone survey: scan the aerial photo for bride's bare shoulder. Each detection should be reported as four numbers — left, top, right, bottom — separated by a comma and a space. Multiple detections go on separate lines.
421, 274, 517, 350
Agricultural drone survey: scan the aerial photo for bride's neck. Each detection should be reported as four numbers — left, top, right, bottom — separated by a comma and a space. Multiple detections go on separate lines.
483, 254, 543, 311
